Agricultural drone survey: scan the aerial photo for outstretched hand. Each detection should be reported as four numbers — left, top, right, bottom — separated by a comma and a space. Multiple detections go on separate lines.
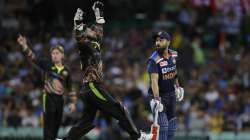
92, 1, 104, 11
74, 8, 85, 31
74, 8, 84, 23
92, 1, 105, 24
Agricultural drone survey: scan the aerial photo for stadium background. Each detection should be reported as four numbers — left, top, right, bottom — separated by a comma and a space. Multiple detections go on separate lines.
0, 0, 250, 139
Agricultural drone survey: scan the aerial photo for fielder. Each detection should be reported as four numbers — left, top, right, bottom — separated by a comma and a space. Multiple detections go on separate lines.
58, 1, 152, 140
147, 31, 184, 140
17, 36, 75, 140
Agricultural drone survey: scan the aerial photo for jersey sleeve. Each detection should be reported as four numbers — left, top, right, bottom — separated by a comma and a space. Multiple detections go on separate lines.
147, 59, 159, 73
22, 47, 49, 73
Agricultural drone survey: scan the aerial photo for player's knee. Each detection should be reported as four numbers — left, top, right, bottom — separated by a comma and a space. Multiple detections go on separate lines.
113, 101, 135, 125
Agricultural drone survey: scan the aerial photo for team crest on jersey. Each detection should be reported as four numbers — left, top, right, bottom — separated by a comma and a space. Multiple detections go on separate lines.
160, 61, 168, 67
62, 70, 68, 77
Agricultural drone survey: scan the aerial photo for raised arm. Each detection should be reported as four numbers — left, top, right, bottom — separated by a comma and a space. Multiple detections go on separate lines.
17, 35, 47, 72
17, 35, 36, 61
73, 8, 86, 42
73, 1, 105, 44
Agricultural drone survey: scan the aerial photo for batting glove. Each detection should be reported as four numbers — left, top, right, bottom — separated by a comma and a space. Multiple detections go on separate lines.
150, 97, 164, 113
92, 1, 105, 24
175, 86, 184, 102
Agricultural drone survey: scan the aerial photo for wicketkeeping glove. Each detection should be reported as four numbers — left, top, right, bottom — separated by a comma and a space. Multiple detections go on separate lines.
92, 1, 105, 24
74, 8, 85, 31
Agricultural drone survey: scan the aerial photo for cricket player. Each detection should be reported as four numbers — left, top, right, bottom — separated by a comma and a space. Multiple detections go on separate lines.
17, 35, 76, 140
57, 1, 152, 140
147, 31, 184, 140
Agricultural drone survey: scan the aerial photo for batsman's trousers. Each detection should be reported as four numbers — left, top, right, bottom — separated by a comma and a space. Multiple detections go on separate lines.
151, 92, 177, 140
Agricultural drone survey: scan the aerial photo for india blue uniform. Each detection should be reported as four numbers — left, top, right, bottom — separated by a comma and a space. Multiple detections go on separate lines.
147, 49, 178, 140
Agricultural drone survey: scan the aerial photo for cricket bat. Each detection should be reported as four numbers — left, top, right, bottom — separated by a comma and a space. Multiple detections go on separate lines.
151, 108, 160, 140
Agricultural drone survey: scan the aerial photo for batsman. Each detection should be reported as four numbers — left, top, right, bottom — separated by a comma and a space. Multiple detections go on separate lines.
147, 31, 184, 140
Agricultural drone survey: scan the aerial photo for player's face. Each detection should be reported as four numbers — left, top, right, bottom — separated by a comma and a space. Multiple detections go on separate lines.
51, 49, 64, 64
155, 37, 170, 49
85, 28, 97, 40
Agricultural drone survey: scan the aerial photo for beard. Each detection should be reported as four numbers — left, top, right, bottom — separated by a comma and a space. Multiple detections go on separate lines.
156, 47, 166, 55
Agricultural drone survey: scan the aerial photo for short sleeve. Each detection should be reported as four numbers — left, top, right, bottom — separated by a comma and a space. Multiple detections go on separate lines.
147, 59, 159, 73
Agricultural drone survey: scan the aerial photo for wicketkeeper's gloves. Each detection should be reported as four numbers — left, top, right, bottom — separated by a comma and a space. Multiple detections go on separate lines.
74, 8, 85, 31
92, 1, 105, 24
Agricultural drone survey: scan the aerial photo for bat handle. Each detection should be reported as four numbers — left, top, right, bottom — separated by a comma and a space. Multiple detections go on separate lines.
154, 108, 159, 125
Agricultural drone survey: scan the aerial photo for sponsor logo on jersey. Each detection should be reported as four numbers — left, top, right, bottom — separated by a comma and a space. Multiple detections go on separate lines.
160, 61, 168, 67
161, 66, 176, 74
62, 70, 68, 77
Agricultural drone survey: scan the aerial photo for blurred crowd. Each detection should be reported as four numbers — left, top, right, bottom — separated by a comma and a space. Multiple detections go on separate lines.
0, 0, 250, 138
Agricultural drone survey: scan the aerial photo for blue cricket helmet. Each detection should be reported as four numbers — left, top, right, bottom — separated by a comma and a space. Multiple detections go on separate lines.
153, 31, 172, 41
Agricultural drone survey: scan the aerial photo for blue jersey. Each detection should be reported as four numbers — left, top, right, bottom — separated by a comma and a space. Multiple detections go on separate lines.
147, 49, 178, 96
